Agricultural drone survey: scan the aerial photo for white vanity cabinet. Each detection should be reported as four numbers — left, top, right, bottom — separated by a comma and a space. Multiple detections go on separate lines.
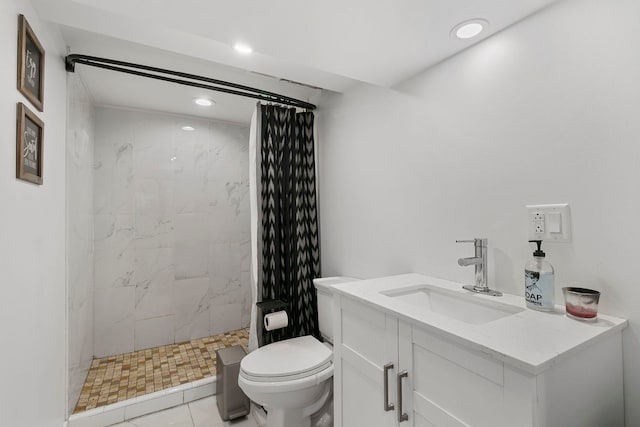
333, 290, 625, 427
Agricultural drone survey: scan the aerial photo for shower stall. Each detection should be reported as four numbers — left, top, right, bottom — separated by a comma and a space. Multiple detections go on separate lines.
67, 73, 253, 414
65, 50, 319, 421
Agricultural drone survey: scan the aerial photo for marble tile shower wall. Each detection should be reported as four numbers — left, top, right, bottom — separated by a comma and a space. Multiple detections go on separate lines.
93, 107, 251, 357
67, 73, 96, 413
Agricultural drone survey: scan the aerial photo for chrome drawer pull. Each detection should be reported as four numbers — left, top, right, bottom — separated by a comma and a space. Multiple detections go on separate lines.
397, 370, 409, 422
383, 363, 395, 411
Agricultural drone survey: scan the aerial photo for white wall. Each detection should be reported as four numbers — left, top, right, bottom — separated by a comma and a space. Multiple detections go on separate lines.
93, 106, 251, 357
318, 0, 640, 424
67, 72, 94, 414
0, 1, 68, 426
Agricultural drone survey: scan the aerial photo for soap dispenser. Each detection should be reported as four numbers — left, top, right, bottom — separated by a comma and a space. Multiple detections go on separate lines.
525, 240, 555, 311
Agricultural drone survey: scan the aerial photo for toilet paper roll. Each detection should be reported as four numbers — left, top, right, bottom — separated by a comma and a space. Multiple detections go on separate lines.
264, 310, 288, 331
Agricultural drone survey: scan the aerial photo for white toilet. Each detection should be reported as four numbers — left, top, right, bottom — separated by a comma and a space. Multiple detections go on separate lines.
238, 277, 357, 427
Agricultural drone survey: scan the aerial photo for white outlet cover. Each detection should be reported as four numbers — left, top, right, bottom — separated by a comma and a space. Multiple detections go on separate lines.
525, 203, 571, 242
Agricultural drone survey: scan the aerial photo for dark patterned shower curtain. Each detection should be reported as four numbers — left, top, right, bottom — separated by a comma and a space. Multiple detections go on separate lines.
259, 104, 321, 346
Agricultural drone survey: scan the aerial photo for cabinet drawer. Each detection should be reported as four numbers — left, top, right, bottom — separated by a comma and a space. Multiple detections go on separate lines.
413, 328, 503, 385
341, 297, 395, 367
411, 327, 504, 427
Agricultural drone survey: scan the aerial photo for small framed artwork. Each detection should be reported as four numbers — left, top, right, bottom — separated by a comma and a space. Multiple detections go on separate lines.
17, 14, 45, 112
16, 102, 44, 185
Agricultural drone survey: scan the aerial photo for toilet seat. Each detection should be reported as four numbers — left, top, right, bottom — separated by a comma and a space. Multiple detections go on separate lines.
240, 335, 332, 382
239, 363, 333, 394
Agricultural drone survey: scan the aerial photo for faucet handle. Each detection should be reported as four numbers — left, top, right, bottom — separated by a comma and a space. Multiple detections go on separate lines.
456, 238, 488, 246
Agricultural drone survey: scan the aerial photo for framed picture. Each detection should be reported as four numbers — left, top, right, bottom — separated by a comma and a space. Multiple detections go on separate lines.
17, 14, 45, 112
16, 102, 44, 185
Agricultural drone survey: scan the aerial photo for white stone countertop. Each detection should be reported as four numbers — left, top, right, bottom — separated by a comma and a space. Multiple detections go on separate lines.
329, 273, 628, 375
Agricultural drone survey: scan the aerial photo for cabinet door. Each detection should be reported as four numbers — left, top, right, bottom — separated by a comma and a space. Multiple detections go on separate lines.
399, 323, 504, 427
334, 296, 399, 427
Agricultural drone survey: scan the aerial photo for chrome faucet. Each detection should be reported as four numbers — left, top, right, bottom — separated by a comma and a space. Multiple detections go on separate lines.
456, 238, 502, 296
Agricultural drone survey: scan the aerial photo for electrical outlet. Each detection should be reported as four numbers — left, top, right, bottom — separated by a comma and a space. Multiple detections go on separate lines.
526, 204, 571, 242
531, 212, 545, 234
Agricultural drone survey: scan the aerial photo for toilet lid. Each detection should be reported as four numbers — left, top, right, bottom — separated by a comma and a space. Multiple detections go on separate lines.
240, 335, 332, 382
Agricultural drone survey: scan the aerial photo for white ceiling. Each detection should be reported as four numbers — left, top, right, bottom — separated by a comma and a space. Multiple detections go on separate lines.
33, 0, 558, 123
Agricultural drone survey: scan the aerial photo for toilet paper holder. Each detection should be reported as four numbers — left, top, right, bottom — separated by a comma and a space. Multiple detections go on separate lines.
256, 299, 290, 324
256, 299, 290, 345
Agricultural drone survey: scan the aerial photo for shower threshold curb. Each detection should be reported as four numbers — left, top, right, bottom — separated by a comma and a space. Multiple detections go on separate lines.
67, 376, 217, 427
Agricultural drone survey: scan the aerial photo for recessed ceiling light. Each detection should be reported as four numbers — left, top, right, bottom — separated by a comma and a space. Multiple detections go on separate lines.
194, 97, 214, 107
233, 42, 253, 55
181, 126, 195, 131
451, 19, 488, 39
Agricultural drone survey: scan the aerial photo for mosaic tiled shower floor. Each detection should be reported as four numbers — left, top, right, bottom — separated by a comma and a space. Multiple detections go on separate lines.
74, 328, 249, 413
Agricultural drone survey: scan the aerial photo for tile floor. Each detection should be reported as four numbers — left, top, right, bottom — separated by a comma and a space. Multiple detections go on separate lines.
75, 329, 249, 413
110, 396, 260, 427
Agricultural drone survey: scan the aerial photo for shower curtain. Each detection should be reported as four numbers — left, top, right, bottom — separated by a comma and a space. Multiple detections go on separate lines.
248, 103, 321, 347
248, 106, 261, 352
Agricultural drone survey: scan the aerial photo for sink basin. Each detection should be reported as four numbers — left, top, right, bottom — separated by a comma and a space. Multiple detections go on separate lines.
381, 284, 523, 325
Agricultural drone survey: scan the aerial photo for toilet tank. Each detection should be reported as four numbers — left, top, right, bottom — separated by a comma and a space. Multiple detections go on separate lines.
314, 276, 359, 344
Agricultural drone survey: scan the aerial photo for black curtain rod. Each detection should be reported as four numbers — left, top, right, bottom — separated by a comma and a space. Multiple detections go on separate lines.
65, 54, 316, 110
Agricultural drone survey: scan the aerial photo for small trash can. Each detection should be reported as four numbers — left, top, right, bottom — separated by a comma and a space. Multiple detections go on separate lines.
216, 345, 250, 421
